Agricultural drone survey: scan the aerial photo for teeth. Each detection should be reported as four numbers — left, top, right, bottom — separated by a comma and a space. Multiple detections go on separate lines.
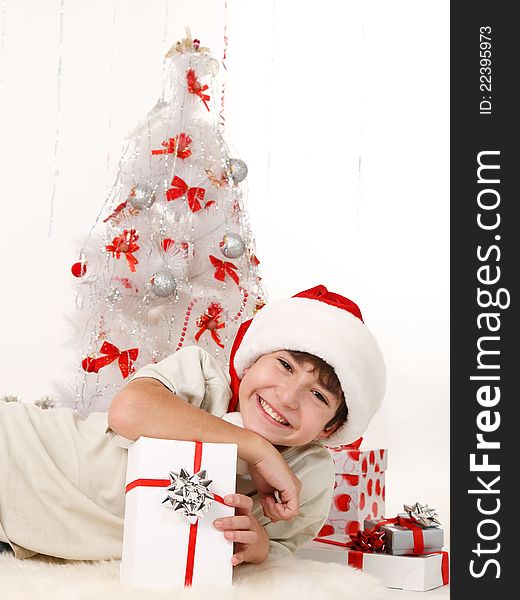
259, 397, 289, 425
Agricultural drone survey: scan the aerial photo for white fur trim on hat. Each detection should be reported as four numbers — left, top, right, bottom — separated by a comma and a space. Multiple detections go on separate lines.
233, 297, 386, 446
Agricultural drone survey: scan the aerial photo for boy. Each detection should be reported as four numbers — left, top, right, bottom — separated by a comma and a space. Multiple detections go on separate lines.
0, 284, 385, 565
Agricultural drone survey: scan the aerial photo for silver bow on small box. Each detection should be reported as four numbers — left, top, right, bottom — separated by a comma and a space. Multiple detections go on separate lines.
402, 502, 441, 528
162, 468, 215, 524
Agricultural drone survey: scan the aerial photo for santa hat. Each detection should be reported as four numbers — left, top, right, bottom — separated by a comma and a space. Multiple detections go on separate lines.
228, 284, 386, 447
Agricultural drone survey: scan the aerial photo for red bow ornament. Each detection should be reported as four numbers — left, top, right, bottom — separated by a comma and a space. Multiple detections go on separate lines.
105, 228, 140, 272
186, 69, 210, 111
102, 200, 140, 223
82, 341, 139, 379
151, 133, 192, 159
162, 238, 191, 257
209, 255, 239, 286
166, 176, 210, 212
195, 302, 226, 348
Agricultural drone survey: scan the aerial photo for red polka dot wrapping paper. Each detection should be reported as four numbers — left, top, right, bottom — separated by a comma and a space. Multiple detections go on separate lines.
317, 447, 388, 542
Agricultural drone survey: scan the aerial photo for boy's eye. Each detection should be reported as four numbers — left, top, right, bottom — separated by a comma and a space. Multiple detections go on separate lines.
277, 358, 292, 371
312, 390, 328, 404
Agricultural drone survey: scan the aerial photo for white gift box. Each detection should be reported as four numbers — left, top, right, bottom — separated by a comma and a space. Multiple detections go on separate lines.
296, 540, 449, 592
121, 437, 237, 590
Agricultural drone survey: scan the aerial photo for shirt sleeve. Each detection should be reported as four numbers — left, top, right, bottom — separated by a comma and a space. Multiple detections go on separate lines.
105, 346, 233, 448
260, 444, 336, 556
129, 345, 232, 414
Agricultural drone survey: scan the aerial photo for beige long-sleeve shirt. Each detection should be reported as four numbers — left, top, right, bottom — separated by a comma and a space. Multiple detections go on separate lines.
0, 346, 334, 560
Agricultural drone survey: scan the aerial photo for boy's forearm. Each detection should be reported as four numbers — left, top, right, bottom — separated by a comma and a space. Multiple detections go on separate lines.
107, 377, 268, 464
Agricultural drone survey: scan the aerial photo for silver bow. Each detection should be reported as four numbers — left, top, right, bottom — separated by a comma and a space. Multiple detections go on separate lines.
162, 468, 215, 524
403, 502, 441, 527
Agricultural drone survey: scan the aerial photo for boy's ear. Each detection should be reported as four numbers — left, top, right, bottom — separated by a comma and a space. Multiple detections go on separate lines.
315, 421, 342, 441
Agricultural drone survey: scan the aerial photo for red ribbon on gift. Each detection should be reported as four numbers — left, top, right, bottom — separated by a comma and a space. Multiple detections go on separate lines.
125, 441, 227, 587
316, 514, 426, 556
347, 550, 364, 569
432, 551, 450, 585
186, 69, 210, 111
209, 255, 239, 286
314, 537, 348, 548
195, 302, 226, 348
166, 176, 206, 212
105, 228, 140, 272
371, 515, 425, 554
82, 341, 139, 379
151, 133, 192, 159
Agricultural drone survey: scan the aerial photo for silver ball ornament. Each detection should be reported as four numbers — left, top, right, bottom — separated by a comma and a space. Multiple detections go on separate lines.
229, 159, 248, 183
220, 233, 245, 259
150, 270, 177, 297
129, 184, 156, 210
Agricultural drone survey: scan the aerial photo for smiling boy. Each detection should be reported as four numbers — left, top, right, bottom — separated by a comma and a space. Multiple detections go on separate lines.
108, 284, 386, 565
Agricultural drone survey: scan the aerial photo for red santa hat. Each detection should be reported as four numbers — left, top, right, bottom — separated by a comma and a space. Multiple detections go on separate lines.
228, 284, 386, 447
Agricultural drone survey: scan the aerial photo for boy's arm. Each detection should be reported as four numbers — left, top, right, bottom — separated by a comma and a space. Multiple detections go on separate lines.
108, 376, 264, 464
108, 376, 302, 520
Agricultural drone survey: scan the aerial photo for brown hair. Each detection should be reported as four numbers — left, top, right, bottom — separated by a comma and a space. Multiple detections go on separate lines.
286, 350, 348, 431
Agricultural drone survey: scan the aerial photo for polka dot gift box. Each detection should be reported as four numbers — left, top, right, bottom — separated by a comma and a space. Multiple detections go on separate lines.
318, 440, 388, 542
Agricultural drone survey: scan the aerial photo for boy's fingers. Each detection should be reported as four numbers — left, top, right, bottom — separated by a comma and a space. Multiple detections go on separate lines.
213, 515, 252, 530
232, 552, 245, 566
276, 499, 299, 520
275, 493, 300, 519
224, 494, 253, 514
261, 498, 281, 522
224, 530, 257, 544
263, 496, 298, 521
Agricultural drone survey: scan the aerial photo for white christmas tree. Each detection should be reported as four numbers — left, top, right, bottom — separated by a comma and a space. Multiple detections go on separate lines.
61, 32, 266, 414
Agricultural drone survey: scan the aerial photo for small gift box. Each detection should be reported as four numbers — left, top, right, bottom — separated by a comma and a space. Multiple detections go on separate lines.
295, 541, 449, 592
120, 437, 237, 590
365, 517, 444, 555
347, 549, 449, 591
319, 440, 387, 541
301, 501, 448, 591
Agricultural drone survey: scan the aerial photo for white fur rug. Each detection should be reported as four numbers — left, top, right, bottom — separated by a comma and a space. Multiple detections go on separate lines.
0, 550, 388, 599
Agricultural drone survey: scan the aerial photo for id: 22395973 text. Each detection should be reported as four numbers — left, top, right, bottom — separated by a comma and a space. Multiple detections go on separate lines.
480, 26, 492, 115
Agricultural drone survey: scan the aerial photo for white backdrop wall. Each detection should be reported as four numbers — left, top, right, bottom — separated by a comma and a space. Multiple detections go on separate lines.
0, 1, 450, 542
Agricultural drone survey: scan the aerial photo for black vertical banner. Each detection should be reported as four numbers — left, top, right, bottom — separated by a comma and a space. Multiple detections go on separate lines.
451, 2, 517, 597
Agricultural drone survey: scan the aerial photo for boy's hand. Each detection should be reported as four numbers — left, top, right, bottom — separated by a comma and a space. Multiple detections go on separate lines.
214, 494, 270, 566
248, 443, 302, 521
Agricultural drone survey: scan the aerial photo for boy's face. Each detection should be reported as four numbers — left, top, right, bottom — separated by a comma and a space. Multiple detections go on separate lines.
237, 350, 343, 447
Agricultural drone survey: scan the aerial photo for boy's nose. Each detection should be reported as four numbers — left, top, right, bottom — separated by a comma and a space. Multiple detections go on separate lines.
277, 382, 299, 409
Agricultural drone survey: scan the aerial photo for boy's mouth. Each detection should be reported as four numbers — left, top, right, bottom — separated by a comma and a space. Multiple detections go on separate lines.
256, 394, 291, 427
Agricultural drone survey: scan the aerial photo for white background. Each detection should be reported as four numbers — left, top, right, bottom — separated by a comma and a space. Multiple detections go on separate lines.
0, 1, 449, 543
